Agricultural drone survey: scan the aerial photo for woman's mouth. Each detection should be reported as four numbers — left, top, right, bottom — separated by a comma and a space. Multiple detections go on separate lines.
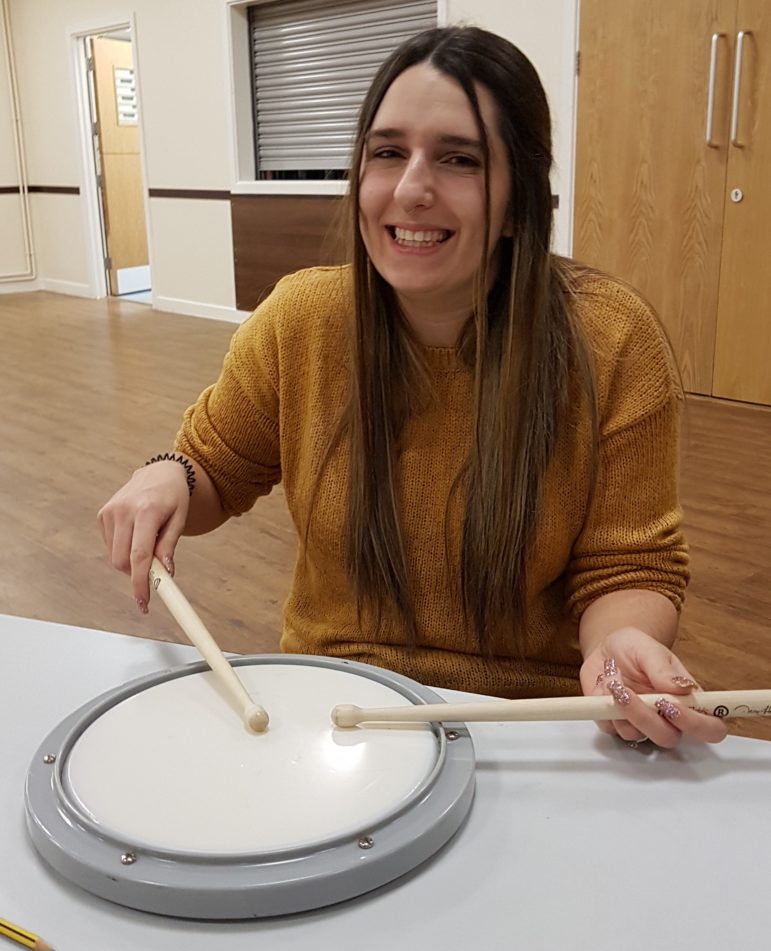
386, 226, 454, 248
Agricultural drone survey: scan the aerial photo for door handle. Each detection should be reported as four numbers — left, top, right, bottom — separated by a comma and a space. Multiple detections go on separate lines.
730, 30, 753, 148
705, 32, 726, 147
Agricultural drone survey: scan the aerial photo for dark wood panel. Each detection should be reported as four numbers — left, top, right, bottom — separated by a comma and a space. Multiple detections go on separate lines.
149, 188, 230, 200
28, 185, 80, 194
231, 194, 347, 311
0, 185, 80, 194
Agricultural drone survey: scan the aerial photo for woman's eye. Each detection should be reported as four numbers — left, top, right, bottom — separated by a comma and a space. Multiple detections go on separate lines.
445, 153, 480, 168
371, 148, 402, 160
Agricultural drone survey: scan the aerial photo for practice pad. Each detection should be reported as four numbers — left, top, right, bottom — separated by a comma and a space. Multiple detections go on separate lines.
25, 655, 475, 918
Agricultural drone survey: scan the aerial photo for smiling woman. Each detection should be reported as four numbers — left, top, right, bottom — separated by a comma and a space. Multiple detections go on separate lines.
358, 63, 511, 344
98, 26, 727, 751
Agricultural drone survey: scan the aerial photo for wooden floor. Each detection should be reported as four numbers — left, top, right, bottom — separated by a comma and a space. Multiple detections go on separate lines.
2, 291, 770, 739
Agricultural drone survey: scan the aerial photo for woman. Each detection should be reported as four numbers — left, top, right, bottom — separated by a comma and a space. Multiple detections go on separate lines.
98, 26, 726, 748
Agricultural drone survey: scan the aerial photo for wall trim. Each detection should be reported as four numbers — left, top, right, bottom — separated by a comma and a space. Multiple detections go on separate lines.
40, 278, 94, 297
153, 295, 246, 324
0, 279, 42, 294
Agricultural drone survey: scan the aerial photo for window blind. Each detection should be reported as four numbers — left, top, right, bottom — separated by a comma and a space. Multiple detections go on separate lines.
249, 0, 437, 173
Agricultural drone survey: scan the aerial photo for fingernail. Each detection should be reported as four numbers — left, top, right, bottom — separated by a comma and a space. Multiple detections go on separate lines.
608, 680, 631, 706
655, 697, 681, 720
672, 676, 700, 690
163, 555, 175, 577
597, 658, 619, 686
136, 598, 148, 615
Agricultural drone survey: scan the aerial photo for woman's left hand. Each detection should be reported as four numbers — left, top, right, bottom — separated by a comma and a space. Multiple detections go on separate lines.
579, 627, 728, 748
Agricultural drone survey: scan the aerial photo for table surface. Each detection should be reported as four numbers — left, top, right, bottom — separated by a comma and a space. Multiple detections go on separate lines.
2, 613, 770, 951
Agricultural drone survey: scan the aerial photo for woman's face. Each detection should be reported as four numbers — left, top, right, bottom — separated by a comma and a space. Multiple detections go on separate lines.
358, 62, 511, 320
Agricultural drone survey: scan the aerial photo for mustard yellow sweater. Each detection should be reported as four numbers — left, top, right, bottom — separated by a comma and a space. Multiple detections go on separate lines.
176, 266, 688, 698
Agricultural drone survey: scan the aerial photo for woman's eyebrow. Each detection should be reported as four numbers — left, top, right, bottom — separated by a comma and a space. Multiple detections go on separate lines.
366, 127, 404, 142
366, 128, 482, 150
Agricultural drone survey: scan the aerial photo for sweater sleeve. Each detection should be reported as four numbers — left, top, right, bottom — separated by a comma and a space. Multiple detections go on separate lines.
564, 280, 690, 618
174, 283, 286, 517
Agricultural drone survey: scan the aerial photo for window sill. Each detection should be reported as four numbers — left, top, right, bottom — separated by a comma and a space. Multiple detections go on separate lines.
230, 180, 349, 197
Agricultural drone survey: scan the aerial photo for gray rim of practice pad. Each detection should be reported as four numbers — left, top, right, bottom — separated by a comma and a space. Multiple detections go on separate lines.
25, 654, 476, 919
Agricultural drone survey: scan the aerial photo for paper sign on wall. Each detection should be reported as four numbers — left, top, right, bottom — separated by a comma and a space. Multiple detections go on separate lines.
114, 67, 137, 126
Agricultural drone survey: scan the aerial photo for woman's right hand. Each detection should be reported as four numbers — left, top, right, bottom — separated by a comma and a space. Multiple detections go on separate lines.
97, 461, 190, 612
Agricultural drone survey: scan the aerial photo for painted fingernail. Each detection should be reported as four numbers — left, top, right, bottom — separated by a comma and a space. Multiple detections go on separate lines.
136, 598, 148, 615
672, 676, 700, 690
608, 680, 631, 706
655, 697, 681, 720
604, 658, 618, 678
163, 555, 175, 577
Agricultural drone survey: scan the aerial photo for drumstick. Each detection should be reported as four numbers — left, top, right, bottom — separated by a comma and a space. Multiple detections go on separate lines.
149, 558, 269, 732
331, 690, 771, 727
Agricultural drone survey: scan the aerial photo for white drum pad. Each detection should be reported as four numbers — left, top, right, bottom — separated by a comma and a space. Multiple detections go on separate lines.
25, 655, 475, 918
65, 664, 438, 853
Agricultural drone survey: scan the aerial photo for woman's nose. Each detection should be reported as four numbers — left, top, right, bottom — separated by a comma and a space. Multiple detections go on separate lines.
393, 155, 434, 211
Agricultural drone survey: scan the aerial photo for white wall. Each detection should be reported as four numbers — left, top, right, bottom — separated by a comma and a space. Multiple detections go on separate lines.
446, 0, 578, 253
1, 0, 578, 310
0, 1, 31, 280
1, 0, 238, 312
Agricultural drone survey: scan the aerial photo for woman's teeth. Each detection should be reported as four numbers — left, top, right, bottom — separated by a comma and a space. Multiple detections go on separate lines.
391, 227, 451, 247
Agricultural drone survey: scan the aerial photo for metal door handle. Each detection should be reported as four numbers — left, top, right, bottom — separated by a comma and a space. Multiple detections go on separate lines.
706, 32, 726, 147
730, 30, 753, 148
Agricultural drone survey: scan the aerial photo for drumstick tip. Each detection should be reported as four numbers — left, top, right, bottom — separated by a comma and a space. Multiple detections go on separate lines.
245, 704, 269, 733
331, 704, 362, 728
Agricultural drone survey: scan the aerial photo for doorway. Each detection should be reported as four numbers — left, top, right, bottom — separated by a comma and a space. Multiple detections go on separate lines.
84, 30, 151, 303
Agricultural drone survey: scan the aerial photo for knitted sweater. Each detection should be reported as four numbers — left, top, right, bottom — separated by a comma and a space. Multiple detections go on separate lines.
176, 266, 688, 698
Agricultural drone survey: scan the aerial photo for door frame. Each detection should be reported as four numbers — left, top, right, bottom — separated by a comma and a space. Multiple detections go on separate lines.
69, 14, 152, 300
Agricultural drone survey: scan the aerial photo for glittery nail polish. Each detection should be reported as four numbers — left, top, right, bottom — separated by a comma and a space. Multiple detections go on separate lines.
655, 697, 681, 720
604, 658, 618, 678
136, 598, 148, 615
163, 555, 175, 577
672, 675, 700, 690
608, 680, 631, 706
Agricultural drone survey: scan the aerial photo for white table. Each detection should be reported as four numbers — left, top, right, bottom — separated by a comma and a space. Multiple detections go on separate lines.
2, 613, 770, 951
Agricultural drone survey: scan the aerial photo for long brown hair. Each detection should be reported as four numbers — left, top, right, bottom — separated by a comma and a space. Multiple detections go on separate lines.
320, 27, 596, 653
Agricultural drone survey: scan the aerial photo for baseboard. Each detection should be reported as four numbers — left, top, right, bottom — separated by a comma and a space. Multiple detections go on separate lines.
153, 295, 247, 324
40, 278, 94, 297
0, 278, 42, 294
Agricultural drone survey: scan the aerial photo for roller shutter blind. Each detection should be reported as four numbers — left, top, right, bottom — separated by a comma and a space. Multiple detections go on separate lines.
249, 0, 437, 176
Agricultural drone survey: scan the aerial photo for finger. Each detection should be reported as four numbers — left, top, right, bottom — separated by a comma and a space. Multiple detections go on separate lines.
643, 655, 702, 696
605, 678, 682, 748
129, 510, 163, 609
154, 509, 186, 578
590, 658, 648, 742
652, 696, 729, 744
110, 517, 135, 576
96, 505, 112, 553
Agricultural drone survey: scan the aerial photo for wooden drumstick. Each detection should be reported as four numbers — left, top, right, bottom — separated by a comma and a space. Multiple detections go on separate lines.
149, 558, 269, 732
331, 690, 771, 727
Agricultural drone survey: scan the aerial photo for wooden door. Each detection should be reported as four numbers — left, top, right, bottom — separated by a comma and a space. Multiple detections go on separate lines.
574, 0, 736, 394
91, 36, 148, 295
712, 0, 771, 404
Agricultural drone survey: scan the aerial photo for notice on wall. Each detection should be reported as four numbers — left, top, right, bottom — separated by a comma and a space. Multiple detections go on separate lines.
114, 67, 137, 125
